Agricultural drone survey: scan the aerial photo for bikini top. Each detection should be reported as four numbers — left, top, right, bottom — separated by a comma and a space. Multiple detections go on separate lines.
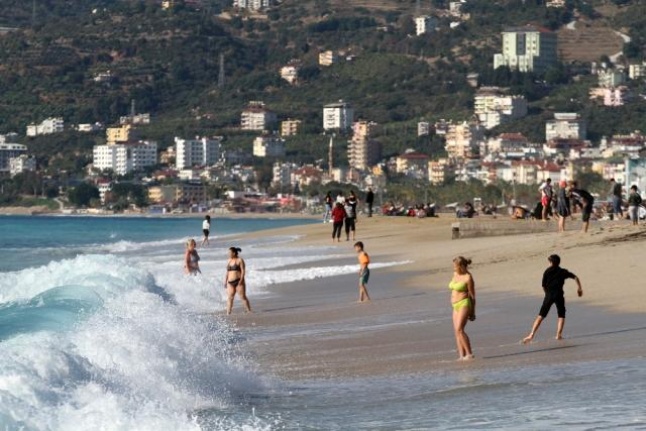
227, 261, 241, 272
448, 279, 468, 292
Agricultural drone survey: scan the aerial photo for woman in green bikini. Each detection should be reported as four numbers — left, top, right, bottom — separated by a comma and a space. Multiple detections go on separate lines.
449, 256, 476, 360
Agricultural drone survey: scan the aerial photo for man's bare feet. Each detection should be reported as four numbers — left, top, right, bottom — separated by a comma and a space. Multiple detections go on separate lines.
555, 335, 563, 340
522, 335, 533, 344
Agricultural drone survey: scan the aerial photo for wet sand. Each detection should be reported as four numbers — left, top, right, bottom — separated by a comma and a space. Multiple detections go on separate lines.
228, 216, 646, 380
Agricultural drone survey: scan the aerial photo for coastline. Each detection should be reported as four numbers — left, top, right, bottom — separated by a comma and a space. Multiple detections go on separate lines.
229, 215, 646, 380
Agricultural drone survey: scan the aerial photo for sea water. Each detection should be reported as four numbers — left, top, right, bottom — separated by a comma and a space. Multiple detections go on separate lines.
1, 216, 645, 430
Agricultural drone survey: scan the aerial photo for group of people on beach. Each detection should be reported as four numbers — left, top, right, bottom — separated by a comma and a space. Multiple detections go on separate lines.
324, 190, 360, 242
184, 215, 252, 315
537, 178, 643, 232
449, 254, 584, 360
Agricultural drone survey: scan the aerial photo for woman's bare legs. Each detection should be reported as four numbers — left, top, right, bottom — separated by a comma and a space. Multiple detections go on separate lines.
226, 285, 236, 315
453, 306, 473, 359
237, 284, 252, 313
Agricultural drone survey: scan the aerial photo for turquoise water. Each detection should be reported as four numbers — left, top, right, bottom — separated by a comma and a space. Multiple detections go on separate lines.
1, 215, 645, 430
0, 215, 314, 271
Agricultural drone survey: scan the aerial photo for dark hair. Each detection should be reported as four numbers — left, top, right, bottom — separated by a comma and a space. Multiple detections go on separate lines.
205, 215, 210, 221
354, 241, 364, 249
229, 247, 242, 256
631, 185, 638, 191
453, 256, 472, 269
548, 254, 561, 266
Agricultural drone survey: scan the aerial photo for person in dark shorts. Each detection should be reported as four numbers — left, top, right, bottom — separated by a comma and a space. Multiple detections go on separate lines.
224, 247, 252, 314
569, 181, 594, 233
522, 254, 583, 343
201, 215, 211, 247
609, 178, 623, 220
343, 198, 356, 241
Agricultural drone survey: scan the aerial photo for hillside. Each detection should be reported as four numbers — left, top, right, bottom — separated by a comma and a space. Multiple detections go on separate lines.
0, 0, 645, 173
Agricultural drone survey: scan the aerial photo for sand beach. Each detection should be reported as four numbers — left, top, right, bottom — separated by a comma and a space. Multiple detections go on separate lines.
230, 215, 646, 380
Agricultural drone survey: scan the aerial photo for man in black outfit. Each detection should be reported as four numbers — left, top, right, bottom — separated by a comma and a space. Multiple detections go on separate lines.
365, 188, 374, 217
570, 181, 595, 233
523, 254, 583, 344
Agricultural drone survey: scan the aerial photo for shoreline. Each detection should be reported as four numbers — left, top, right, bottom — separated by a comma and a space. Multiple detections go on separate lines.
229, 216, 646, 380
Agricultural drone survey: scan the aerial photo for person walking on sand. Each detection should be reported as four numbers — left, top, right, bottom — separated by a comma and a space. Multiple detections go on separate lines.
184, 239, 201, 275
224, 247, 252, 315
201, 215, 211, 247
448, 256, 476, 360
627, 185, 642, 226
556, 180, 570, 233
366, 187, 374, 217
354, 241, 371, 302
331, 202, 346, 242
522, 254, 583, 344
570, 181, 594, 233
323, 192, 333, 223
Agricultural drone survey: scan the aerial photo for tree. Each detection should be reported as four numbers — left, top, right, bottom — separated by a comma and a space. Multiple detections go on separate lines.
67, 182, 100, 207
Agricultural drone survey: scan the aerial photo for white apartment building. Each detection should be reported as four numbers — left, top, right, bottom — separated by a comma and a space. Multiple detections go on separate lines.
281, 119, 301, 136
348, 121, 381, 170
545, 113, 587, 141
241, 101, 277, 131
418, 121, 430, 136
26, 117, 64, 137
233, 0, 273, 10
598, 70, 626, 88
493, 26, 558, 74
628, 63, 646, 80
0, 142, 28, 173
280, 65, 299, 85
93, 141, 158, 175
253, 135, 285, 158
415, 16, 438, 36
272, 162, 296, 188
319, 50, 338, 67
474, 87, 528, 129
120, 113, 151, 125
97, 181, 112, 204
604, 86, 631, 107
428, 158, 453, 185
174, 136, 222, 169
444, 121, 485, 159
396, 150, 429, 179
323, 100, 354, 132
9, 154, 36, 177
9, 154, 36, 176
449, 1, 466, 16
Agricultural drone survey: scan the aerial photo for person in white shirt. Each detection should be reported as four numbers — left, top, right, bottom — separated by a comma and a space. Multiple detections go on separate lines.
201, 215, 211, 247
538, 178, 553, 221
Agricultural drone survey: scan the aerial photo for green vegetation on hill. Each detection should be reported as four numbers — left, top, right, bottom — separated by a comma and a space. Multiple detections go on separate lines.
0, 0, 645, 176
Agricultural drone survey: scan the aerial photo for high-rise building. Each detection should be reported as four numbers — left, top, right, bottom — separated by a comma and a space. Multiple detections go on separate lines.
474, 87, 528, 129
323, 100, 354, 132
348, 121, 381, 171
493, 26, 558, 74
174, 136, 222, 169
415, 16, 438, 36
0, 142, 28, 173
444, 121, 485, 159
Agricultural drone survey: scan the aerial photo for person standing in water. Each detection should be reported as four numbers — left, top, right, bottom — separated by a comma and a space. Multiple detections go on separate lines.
354, 241, 371, 303
522, 254, 583, 344
449, 256, 476, 360
201, 215, 211, 247
224, 247, 252, 315
323, 192, 333, 223
184, 239, 201, 275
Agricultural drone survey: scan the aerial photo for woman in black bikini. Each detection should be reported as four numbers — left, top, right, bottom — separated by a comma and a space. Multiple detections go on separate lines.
223, 247, 252, 315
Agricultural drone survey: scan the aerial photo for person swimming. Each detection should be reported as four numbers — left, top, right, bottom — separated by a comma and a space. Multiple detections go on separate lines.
449, 256, 476, 360
184, 239, 201, 275
223, 247, 252, 315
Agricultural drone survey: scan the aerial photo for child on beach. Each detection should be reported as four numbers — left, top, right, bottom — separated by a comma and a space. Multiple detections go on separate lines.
522, 254, 583, 344
627, 185, 642, 225
354, 241, 371, 302
184, 239, 201, 275
449, 256, 476, 360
